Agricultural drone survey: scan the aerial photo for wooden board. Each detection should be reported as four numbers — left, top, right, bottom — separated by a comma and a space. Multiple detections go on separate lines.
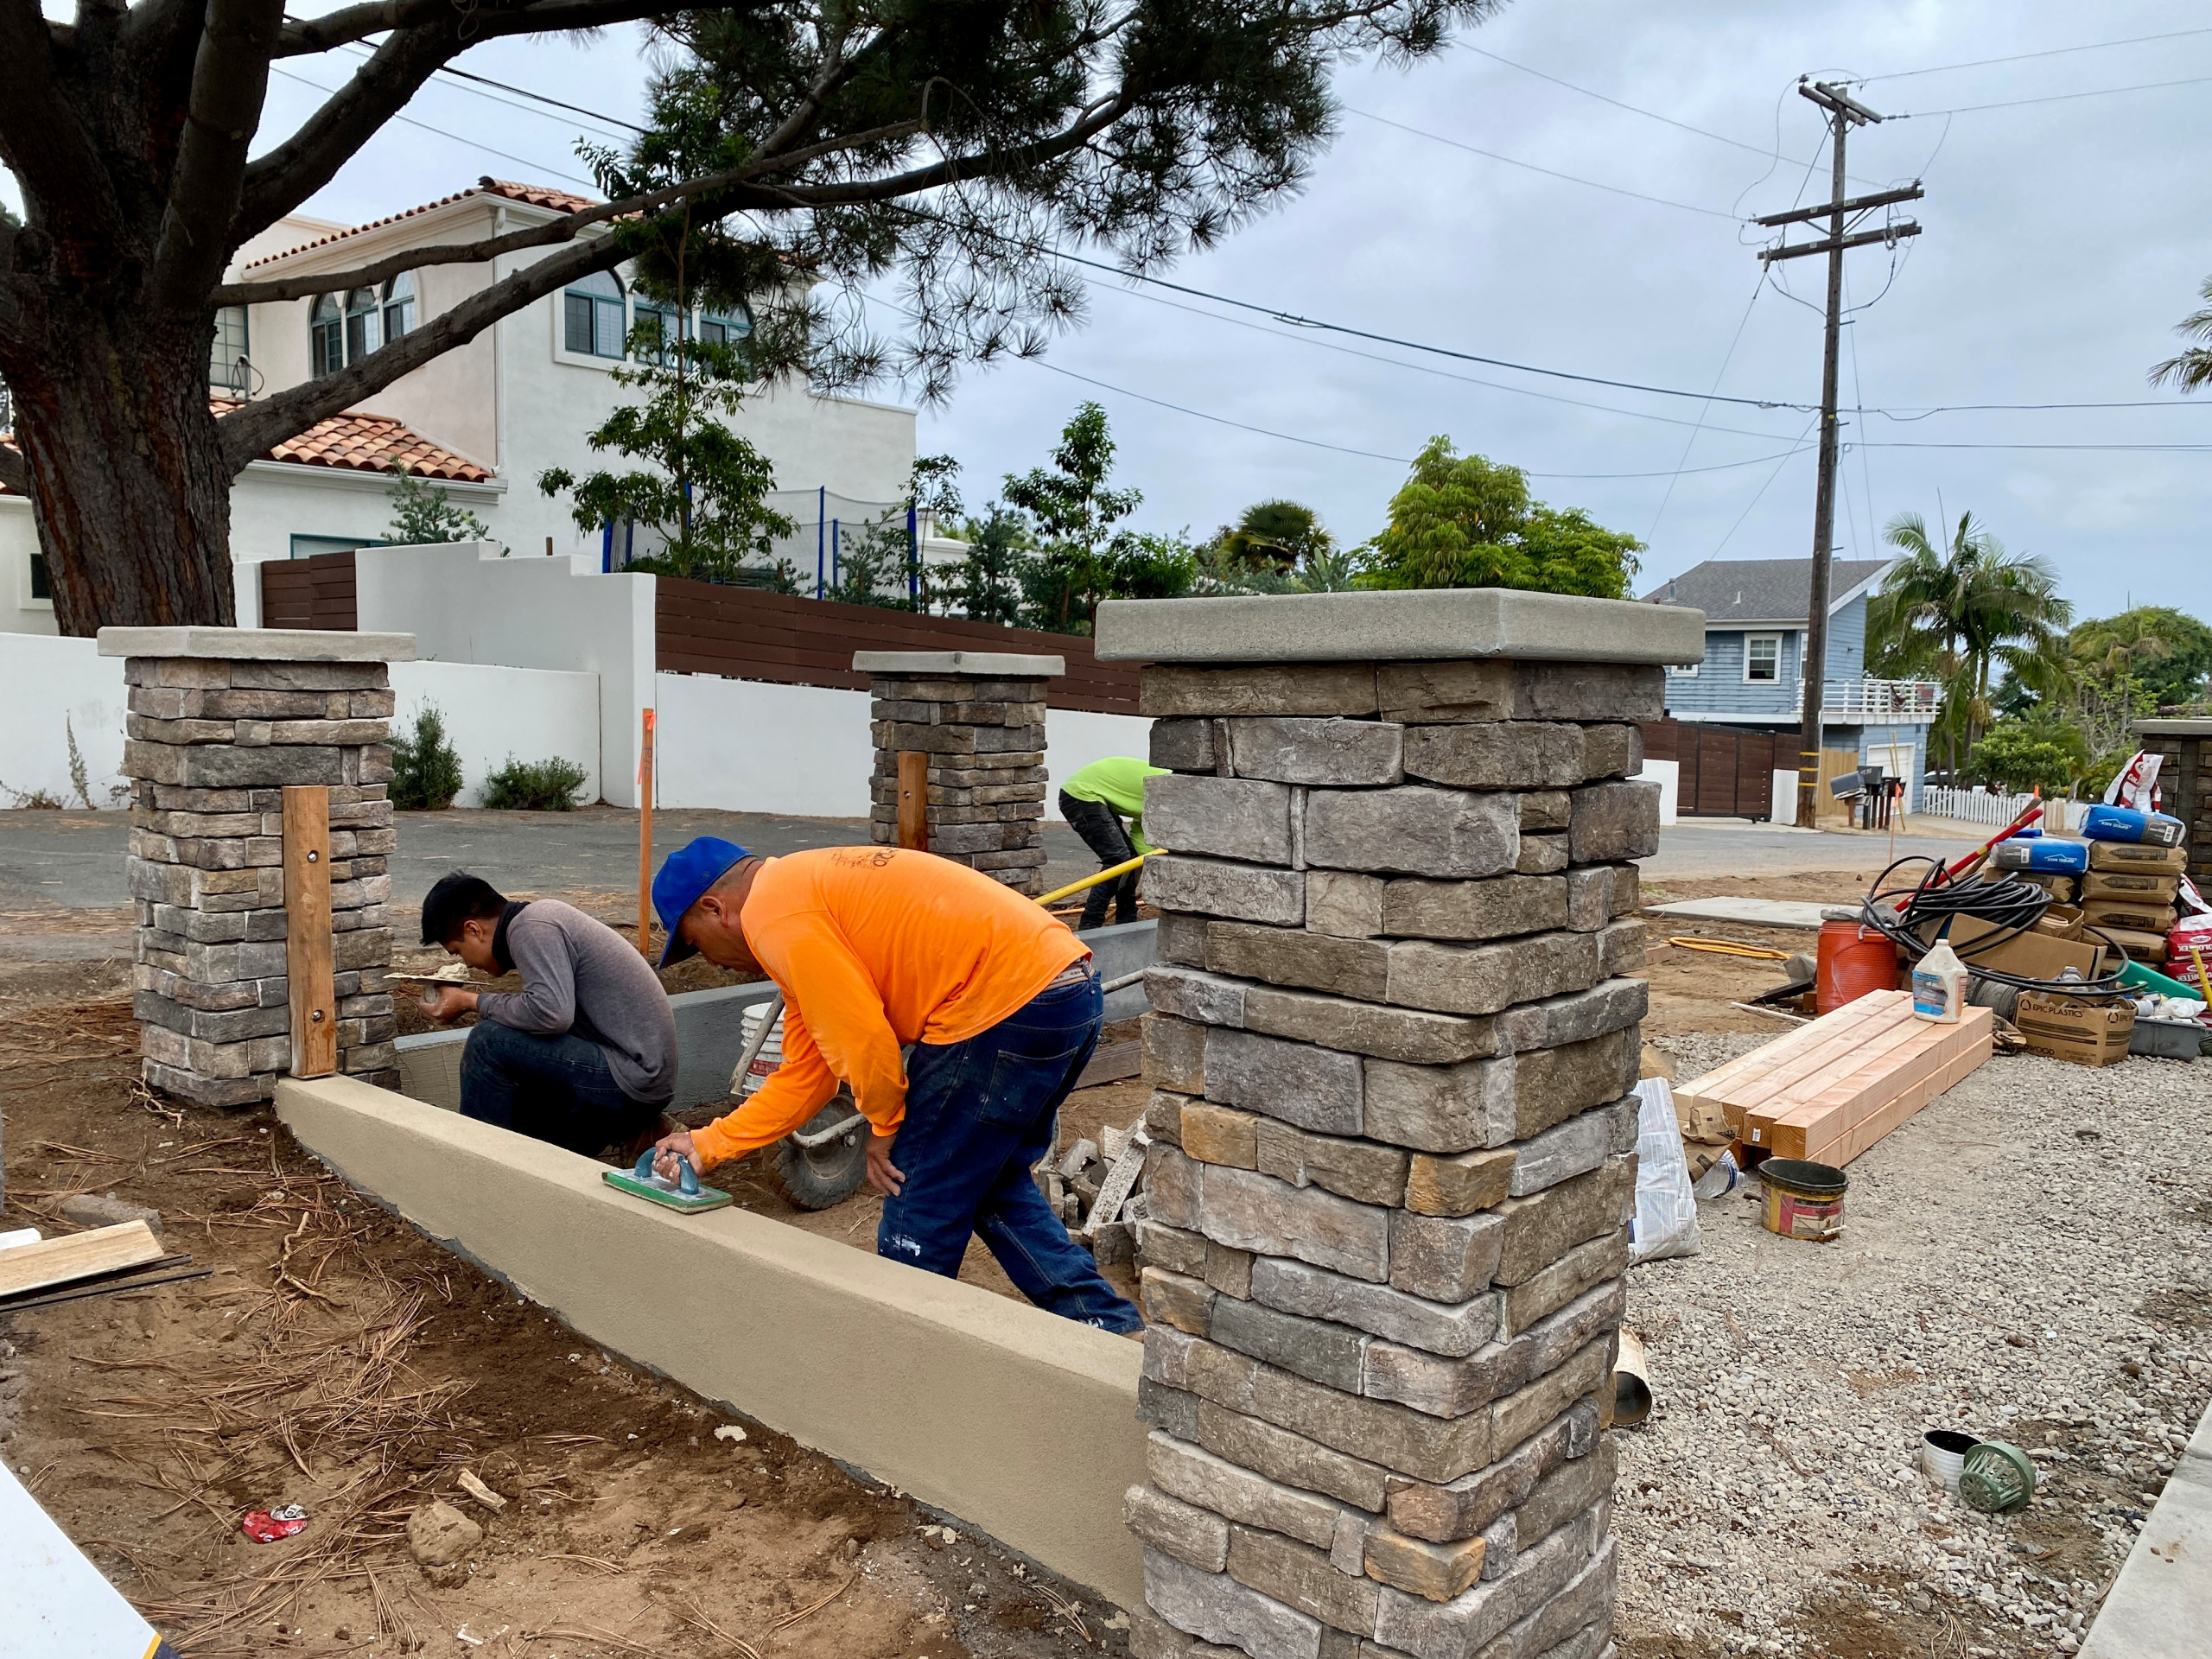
897, 750, 930, 850
0, 1222, 163, 1299
283, 785, 336, 1078
1675, 990, 1994, 1167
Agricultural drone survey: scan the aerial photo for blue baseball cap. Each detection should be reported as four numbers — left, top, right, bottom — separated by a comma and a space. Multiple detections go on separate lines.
652, 836, 752, 967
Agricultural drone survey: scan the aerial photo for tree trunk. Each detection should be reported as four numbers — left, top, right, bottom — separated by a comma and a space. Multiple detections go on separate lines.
15, 313, 236, 634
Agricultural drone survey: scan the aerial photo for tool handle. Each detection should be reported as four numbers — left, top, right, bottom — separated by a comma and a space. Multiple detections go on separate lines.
633, 1148, 701, 1197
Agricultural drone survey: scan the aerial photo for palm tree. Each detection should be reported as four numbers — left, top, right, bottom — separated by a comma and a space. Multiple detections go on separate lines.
1866, 511, 2073, 778
2150, 276, 2212, 391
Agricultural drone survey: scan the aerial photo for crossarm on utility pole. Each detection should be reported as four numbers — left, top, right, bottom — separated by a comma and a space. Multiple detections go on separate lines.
1760, 222, 1922, 263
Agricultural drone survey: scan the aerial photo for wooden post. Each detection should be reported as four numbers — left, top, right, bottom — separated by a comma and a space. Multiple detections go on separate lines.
639, 709, 657, 957
282, 785, 337, 1079
896, 750, 929, 851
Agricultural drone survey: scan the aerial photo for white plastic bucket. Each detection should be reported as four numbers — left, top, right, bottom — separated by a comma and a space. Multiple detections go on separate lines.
1923, 1429, 1977, 1494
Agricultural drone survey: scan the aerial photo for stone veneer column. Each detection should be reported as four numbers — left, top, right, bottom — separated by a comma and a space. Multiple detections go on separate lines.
99, 626, 416, 1108
855, 649, 1065, 894
1092, 590, 1703, 1659
2131, 719, 2211, 888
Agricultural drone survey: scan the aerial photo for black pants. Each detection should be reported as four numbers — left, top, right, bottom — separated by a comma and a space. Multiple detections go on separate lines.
1058, 791, 1139, 931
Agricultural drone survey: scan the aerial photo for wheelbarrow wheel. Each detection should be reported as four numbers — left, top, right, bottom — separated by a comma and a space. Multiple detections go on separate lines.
776, 1097, 869, 1211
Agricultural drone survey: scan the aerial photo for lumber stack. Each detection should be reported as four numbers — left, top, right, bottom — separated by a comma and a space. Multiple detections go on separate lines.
1674, 990, 1993, 1166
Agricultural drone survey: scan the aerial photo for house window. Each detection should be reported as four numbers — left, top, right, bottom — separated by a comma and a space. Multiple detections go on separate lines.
343, 288, 382, 363
29, 551, 51, 600
699, 302, 752, 346
209, 305, 251, 397
633, 299, 679, 363
382, 272, 416, 346
1745, 633, 1781, 683
563, 271, 626, 359
310, 295, 344, 378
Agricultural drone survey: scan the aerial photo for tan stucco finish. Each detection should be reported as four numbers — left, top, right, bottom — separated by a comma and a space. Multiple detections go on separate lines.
275, 1076, 1146, 1605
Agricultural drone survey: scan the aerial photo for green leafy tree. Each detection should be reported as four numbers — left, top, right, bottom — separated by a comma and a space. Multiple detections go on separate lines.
386, 467, 489, 545
949, 506, 1036, 626
2151, 276, 2212, 392
1004, 403, 1145, 632
1967, 717, 2087, 796
2068, 607, 2212, 710
1216, 500, 1330, 574
481, 755, 591, 810
1360, 440, 1640, 597
538, 327, 796, 585
390, 707, 465, 811
1866, 510, 2072, 778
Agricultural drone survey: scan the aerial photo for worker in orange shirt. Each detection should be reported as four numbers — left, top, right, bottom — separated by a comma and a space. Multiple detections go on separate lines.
646, 837, 1142, 1334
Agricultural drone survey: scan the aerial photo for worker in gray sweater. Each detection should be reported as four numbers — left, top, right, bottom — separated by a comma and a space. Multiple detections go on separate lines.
419, 873, 678, 1157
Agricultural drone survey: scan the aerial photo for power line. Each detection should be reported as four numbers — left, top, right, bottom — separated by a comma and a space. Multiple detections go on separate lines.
266, 64, 603, 190
1892, 72, 2212, 119
1464, 45, 1808, 167
1647, 276, 1768, 540
1341, 106, 1744, 219
1858, 27, 2212, 84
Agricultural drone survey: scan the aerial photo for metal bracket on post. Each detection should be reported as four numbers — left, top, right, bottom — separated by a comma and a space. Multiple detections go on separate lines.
896, 750, 929, 850
283, 785, 336, 1079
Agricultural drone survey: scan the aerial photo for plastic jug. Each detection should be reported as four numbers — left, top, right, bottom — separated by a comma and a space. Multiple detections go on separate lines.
1912, 936, 1967, 1023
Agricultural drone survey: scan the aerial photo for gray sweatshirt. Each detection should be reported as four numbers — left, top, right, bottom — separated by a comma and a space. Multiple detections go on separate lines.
475, 900, 678, 1104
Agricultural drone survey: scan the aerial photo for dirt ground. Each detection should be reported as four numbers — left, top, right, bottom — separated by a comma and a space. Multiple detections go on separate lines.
1637, 869, 1888, 1041
0, 958, 1135, 1659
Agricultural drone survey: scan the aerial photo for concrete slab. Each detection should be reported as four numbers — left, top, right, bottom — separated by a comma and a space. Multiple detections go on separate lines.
852, 651, 1065, 677
2, 1459, 177, 1656
2082, 1395, 2212, 1658
1091, 589, 1705, 664
276, 1075, 1147, 1607
96, 626, 416, 661
1646, 897, 1836, 931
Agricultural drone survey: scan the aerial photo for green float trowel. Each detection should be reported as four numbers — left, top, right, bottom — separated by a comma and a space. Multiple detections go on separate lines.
602, 1150, 734, 1214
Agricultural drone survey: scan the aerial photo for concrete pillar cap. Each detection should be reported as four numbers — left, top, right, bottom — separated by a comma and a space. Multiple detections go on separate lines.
852, 650, 1065, 677
98, 626, 417, 662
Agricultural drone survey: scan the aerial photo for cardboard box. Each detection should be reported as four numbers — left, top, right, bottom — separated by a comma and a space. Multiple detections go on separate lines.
2014, 993, 2135, 1066
1919, 912, 2102, 983
2081, 870, 2180, 902
2033, 905, 2086, 940
2088, 841, 2190, 874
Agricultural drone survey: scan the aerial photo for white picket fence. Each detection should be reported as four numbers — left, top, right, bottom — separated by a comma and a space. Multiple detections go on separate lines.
1920, 785, 2088, 832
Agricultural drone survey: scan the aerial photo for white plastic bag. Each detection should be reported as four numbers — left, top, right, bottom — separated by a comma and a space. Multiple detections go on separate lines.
1628, 1078, 1703, 1263
2103, 750, 2164, 814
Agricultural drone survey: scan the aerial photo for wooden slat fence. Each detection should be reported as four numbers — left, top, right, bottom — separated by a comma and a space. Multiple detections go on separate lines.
1638, 718, 1781, 821
259, 550, 360, 631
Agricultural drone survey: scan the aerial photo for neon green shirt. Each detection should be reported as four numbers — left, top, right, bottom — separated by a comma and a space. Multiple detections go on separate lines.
1062, 757, 1169, 852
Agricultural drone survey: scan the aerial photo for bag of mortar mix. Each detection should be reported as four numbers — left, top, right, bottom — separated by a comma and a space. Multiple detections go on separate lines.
1628, 1078, 1702, 1263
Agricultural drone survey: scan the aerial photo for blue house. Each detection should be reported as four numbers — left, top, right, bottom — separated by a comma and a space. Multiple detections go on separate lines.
1642, 556, 1941, 806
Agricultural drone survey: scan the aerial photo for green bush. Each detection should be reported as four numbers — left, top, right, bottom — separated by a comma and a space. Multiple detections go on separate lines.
390, 706, 465, 810
481, 755, 589, 811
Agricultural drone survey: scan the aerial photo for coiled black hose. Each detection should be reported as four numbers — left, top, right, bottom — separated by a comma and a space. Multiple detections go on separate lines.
1858, 854, 2133, 996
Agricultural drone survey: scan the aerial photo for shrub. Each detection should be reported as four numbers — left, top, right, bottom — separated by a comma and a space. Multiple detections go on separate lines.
481, 755, 589, 811
391, 706, 465, 810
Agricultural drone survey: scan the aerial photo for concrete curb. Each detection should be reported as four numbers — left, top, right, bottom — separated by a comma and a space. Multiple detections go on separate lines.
276, 1073, 1148, 1606
2081, 1395, 2212, 1657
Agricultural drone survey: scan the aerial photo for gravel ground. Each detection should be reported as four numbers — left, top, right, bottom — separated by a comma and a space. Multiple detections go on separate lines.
1614, 1039, 2212, 1658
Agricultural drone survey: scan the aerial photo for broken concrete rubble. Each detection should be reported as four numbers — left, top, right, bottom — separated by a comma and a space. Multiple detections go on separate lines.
1104, 592, 1690, 1659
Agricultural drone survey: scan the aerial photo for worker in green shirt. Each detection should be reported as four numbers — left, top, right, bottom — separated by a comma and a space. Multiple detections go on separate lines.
1057, 756, 1167, 931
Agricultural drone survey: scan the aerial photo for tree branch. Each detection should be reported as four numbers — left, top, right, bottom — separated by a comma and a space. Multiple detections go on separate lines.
0, 0, 121, 232
272, 0, 671, 57
147, 0, 285, 315
217, 117, 925, 305
215, 229, 629, 473
761, 96, 1132, 207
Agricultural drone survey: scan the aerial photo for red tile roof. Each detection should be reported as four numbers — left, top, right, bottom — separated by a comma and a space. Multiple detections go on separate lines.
245, 177, 602, 269
3, 407, 492, 493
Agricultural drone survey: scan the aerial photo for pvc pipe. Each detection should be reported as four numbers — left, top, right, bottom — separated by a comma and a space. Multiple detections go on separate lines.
1613, 1330, 1652, 1427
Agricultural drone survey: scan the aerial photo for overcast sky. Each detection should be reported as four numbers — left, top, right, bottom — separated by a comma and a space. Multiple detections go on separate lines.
16, 1, 2212, 623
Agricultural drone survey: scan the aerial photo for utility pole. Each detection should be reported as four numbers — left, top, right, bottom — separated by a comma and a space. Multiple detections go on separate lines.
1758, 80, 1922, 826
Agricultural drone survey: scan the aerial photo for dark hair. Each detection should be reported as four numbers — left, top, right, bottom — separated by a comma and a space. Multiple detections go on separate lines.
421, 872, 506, 946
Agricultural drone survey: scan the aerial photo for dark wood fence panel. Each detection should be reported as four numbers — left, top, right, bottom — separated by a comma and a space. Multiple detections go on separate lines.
260, 551, 359, 631
655, 579, 1141, 714
1643, 718, 1778, 821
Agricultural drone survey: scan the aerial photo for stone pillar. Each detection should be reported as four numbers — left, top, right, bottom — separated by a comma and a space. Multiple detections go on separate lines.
100, 627, 416, 1108
2132, 720, 2212, 889
855, 649, 1064, 894
1093, 591, 1701, 1659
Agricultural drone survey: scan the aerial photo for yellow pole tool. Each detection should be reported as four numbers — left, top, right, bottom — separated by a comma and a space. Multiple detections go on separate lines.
1035, 849, 1166, 908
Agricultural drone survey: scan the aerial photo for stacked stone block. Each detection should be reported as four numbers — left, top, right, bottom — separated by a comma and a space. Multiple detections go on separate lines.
1120, 648, 1668, 1659
104, 628, 409, 1107
2132, 721, 2211, 887
857, 651, 1063, 894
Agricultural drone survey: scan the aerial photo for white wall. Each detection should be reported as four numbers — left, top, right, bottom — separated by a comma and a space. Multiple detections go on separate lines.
1045, 709, 1157, 810
354, 541, 656, 808
390, 660, 601, 808
0, 498, 55, 637
0, 634, 128, 804
653, 674, 875, 816
1644, 756, 1680, 826
1771, 769, 1799, 823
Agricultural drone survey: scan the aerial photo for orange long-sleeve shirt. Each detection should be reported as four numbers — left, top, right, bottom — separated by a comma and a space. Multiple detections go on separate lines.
686, 848, 1091, 1168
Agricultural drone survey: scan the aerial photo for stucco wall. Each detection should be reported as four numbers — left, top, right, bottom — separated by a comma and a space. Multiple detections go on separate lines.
0, 498, 54, 637
0, 633, 128, 804
390, 659, 601, 808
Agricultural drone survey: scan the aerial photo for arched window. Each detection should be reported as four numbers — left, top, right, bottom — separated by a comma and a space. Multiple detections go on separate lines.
563, 270, 626, 359
381, 272, 416, 346
699, 302, 753, 347
343, 288, 381, 364
309, 294, 344, 378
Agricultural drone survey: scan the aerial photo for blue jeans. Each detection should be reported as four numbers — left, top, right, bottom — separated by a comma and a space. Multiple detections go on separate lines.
459, 1018, 664, 1157
877, 971, 1143, 1332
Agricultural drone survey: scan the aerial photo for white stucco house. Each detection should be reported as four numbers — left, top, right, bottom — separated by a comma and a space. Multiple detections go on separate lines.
2, 176, 921, 632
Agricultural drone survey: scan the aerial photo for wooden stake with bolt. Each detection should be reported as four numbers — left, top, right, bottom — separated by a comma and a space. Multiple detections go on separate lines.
638, 709, 657, 957
896, 750, 929, 850
282, 785, 337, 1078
